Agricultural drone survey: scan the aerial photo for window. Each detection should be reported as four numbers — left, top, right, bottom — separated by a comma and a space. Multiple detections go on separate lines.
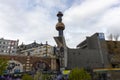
12, 51, 15, 53
43, 53, 47, 56
11, 46, 14, 49
12, 42, 15, 45
3, 42, 5, 44
17, 64, 20, 66
7, 50, 9, 53
2, 46, 5, 48
6, 42, 8, 44
4, 50, 6, 53
1, 50, 3, 52
8, 46, 10, 48
9, 42, 11, 45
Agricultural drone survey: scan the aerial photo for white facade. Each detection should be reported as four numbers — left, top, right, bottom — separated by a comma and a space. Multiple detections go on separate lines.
0, 38, 19, 55
20, 45, 54, 57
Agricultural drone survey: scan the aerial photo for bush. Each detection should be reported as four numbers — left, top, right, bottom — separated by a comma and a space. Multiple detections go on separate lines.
34, 71, 42, 80
69, 68, 91, 80
0, 58, 8, 75
22, 74, 33, 80
42, 74, 50, 80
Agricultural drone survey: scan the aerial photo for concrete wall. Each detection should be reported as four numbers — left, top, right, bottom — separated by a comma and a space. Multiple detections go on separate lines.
67, 48, 104, 69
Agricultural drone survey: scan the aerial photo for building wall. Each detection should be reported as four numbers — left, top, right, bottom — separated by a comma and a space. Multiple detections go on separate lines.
67, 33, 110, 69
77, 33, 106, 49
31, 45, 54, 57
0, 54, 58, 73
67, 49, 100, 69
67, 48, 110, 69
0, 38, 18, 55
19, 44, 54, 57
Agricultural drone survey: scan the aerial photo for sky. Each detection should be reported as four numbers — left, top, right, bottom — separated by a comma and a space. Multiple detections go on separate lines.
0, 0, 120, 48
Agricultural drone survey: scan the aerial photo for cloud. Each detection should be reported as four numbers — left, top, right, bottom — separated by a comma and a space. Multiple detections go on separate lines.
0, 0, 76, 46
0, 0, 120, 48
63, 0, 120, 47
98, 7, 120, 33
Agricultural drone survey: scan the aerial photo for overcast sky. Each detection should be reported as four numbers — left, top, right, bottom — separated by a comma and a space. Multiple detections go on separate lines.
0, 0, 120, 48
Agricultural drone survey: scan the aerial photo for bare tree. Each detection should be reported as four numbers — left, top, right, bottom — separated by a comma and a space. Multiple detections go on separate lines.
113, 34, 119, 41
108, 34, 113, 41
107, 34, 119, 41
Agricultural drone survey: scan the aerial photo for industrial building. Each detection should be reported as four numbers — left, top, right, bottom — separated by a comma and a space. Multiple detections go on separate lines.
54, 11, 120, 79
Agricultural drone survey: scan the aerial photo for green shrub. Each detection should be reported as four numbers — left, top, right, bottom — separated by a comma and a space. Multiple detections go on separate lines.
69, 68, 91, 80
22, 74, 33, 80
0, 58, 8, 75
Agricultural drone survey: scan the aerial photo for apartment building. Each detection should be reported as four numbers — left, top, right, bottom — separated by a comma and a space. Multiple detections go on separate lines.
0, 38, 19, 55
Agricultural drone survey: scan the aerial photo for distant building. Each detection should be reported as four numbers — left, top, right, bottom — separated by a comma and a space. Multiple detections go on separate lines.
0, 38, 19, 55
17, 41, 55, 57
